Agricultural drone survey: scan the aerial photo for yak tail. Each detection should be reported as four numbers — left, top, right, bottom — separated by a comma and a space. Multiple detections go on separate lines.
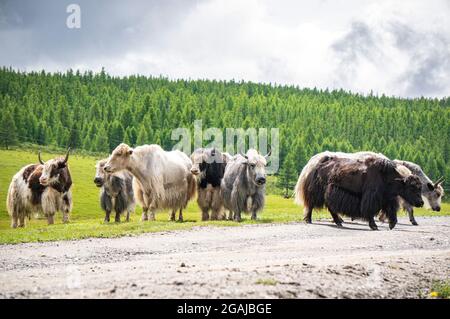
6, 178, 15, 217
294, 151, 331, 206
293, 175, 304, 205
186, 173, 197, 202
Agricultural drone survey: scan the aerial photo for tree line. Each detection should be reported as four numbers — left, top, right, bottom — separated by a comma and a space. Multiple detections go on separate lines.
0, 67, 448, 196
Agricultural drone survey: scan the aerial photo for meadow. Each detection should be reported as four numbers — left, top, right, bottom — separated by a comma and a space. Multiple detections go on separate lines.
0, 149, 448, 244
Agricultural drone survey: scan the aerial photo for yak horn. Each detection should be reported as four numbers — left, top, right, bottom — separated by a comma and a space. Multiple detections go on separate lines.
434, 176, 444, 187
62, 147, 71, 164
239, 152, 248, 159
264, 149, 272, 158
38, 150, 45, 165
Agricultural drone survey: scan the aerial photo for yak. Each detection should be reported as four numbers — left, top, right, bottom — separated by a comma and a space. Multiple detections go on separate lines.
103, 143, 196, 222
6, 148, 73, 228
221, 149, 270, 222
379, 160, 444, 225
295, 151, 444, 226
190, 148, 230, 221
94, 159, 135, 222
296, 154, 424, 230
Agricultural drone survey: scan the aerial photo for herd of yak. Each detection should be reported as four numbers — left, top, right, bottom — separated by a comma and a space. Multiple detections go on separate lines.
6, 144, 444, 230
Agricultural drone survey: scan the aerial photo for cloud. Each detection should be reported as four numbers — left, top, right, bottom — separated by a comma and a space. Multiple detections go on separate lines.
0, 0, 449, 98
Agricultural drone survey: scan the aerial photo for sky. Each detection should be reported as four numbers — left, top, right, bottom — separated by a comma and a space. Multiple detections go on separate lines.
1, 0, 449, 98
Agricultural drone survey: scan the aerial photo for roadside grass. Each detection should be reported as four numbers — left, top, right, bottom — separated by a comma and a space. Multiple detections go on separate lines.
255, 278, 278, 286
429, 280, 450, 299
1, 149, 449, 244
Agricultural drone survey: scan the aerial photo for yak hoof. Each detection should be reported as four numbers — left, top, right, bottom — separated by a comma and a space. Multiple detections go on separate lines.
304, 218, 312, 224
335, 222, 343, 227
369, 223, 378, 231
104, 218, 110, 223
389, 222, 397, 230
410, 220, 418, 226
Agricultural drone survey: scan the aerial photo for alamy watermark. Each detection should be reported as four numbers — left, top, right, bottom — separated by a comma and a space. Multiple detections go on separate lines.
66, 4, 81, 29
171, 120, 279, 173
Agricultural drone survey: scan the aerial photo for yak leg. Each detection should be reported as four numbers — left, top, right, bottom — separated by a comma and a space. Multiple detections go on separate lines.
169, 210, 176, 221
378, 211, 387, 223
228, 210, 234, 221
406, 206, 418, 226
104, 210, 111, 222
125, 209, 131, 222
211, 188, 224, 220
178, 208, 183, 222
251, 211, 257, 220
234, 211, 242, 222
328, 209, 343, 227
62, 210, 70, 223
11, 211, 18, 228
303, 206, 313, 224
114, 211, 121, 223
380, 199, 400, 230
141, 207, 149, 221
368, 217, 378, 230
18, 214, 26, 228
389, 214, 398, 230
210, 209, 219, 220
149, 210, 156, 221
201, 207, 210, 221
47, 213, 55, 225
61, 192, 71, 223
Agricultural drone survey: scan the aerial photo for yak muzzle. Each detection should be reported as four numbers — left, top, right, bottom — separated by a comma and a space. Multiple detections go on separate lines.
39, 177, 49, 186
255, 177, 266, 185
190, 168, 200, 175
433, 206, 441, 212
416, 199, 424, 207
94, 177, 104, 187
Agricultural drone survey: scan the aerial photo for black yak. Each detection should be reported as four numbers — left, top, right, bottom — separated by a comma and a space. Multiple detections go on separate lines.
380, 160, 444, 225
190, 148, 230, 220
295, 154, 424, 230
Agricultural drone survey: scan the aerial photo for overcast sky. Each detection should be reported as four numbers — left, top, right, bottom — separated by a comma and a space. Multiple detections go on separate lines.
1, 0, 449, 98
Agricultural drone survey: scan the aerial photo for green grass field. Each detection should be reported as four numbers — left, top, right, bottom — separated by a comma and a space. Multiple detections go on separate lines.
0, 149, 448, 244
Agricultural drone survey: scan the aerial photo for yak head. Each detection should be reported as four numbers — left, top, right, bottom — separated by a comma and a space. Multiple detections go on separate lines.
94, 159, 108, 187
396, 174, 424, 208
241, 149, 271, 187
104, 143, 133, 174
38, 148, 70, 186
422, 176, 444, 212
190, 148, 227, 177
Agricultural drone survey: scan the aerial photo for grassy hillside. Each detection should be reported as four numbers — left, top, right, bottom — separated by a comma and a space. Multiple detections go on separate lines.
1, 68, 449, 193
0, 149, 448, 244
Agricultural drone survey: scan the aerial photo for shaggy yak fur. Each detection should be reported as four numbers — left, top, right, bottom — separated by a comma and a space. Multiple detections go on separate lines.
379, 160, 444, 225
296, 154, 424, 230
6, 149, 73, 228
191, 148, 230, 221
94, 159, 135, 222
295, 151, 444, 226
221, 149, 269, 222
104, 143, 196, 222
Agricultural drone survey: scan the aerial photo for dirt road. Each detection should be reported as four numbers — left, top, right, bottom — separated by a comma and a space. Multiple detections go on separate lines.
1, 216, 449, 299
